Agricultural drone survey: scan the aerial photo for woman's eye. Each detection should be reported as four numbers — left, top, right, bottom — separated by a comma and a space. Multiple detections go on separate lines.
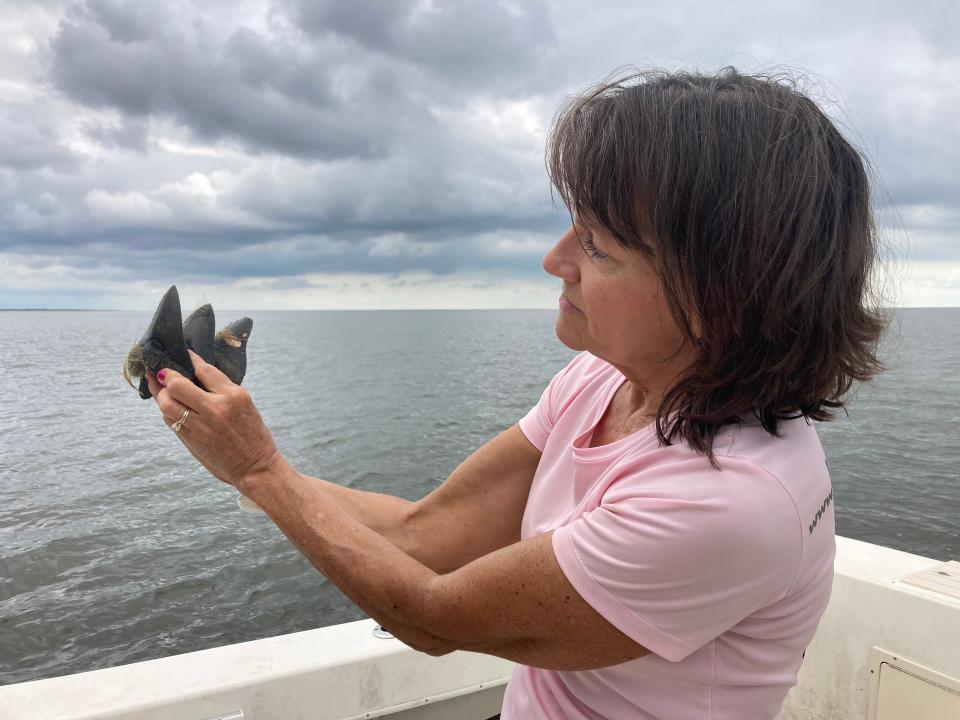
581, 233, 605, 259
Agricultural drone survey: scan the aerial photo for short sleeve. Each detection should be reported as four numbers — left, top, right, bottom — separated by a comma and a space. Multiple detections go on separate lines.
518, 352, 589, 451
551, 455, 802, 662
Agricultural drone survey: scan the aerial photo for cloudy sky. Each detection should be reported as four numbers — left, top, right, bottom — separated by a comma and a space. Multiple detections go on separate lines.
0, 0, 957, 309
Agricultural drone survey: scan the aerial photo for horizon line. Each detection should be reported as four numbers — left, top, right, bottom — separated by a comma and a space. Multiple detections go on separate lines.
2, 306, 958, 312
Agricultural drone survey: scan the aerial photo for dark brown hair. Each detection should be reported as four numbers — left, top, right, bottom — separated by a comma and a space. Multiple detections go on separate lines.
547, 66, 893, 469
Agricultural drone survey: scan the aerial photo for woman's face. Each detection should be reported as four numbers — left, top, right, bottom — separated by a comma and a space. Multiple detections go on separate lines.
542, 221, 696, 384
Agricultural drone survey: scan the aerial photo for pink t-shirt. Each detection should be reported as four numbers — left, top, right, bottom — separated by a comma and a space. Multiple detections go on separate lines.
500, 352, 836, 720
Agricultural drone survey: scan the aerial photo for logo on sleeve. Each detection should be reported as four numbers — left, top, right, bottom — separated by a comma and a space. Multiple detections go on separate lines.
808, 488, 833, 535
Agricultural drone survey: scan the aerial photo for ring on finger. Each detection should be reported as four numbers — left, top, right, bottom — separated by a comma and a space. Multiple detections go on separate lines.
171, 408, 191, 432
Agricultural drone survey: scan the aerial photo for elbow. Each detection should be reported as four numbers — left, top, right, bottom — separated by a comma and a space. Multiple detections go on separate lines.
396, 631, 459, 657
381, 578, 461, 657
422, 642, 458, 658
400, 576, 464, 656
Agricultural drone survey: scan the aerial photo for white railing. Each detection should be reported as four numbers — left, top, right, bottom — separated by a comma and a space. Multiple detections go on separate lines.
0, 619, 512, 720
3, 536, 959, 720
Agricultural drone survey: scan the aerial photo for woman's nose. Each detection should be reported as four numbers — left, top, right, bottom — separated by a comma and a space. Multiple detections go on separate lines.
542, 227, 579, 280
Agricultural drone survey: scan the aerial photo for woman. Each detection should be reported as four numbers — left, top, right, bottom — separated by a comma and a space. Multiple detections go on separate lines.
147, 67, 888, 719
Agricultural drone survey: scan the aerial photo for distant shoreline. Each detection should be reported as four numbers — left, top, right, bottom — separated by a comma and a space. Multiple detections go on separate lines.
1, 306, 956, 312
8, 307, 547, 312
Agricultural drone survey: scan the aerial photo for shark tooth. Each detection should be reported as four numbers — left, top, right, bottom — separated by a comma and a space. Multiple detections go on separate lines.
123, 285, 197, 399
214, 316, 253, 385
124, 288, 254, 398
182, 303, 217, 367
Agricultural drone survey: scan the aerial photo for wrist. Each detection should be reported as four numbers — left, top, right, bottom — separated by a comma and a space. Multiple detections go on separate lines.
237, 452, 297, 502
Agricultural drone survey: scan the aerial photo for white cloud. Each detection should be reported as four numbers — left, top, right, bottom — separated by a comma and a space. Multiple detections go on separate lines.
368, 233, 435, 257
84, 188, 171, 224
895, 261, 960, 308
82, 169, 294, 231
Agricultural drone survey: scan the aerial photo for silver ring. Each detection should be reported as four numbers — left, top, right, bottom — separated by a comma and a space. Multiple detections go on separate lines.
171, 408, 191, 432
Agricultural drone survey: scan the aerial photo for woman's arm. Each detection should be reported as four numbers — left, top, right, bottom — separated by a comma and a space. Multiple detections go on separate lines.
244, 421, 539, 575
241, 458, 649, 669
288, 475, 418, 555
150, 356, 647, 670
268, 422, 539, 575
402, 423, 541, 573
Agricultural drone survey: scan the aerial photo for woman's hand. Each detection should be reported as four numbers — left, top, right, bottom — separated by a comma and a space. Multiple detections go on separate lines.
146, 349, 285, 491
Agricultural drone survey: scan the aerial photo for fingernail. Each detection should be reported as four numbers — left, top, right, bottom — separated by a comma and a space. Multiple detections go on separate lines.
157, 370, 167, 382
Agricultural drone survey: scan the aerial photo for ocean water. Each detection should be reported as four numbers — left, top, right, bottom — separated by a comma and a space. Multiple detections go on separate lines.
0, 308, 957, 685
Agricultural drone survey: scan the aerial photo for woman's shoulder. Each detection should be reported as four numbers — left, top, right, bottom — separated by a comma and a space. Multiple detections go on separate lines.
720, 413, 827, 473
714, 415, 832, 528
606, 414, 828, 512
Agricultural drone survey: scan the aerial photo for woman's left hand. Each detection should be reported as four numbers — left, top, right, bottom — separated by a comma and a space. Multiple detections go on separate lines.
146, 349, 284, 490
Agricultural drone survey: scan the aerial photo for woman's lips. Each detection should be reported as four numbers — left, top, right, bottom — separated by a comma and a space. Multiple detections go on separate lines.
560, 295, 580, 312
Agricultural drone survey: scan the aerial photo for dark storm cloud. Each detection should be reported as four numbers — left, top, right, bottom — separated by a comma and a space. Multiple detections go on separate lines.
50, 2, 396, 158
5, 0, 564, 271
1, 0, 958, 306
288, 0, 554, 93
0, 225, 557, 291
48, 0, 554, 161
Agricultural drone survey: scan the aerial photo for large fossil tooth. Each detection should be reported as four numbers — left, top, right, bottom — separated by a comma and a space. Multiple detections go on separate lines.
214, 316, 253, 385
123, 286, 253, 399
123, 286, 196, 399
182, 303, 217, 367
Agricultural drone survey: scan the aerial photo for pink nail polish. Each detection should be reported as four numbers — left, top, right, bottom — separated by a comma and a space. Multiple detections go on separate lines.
157, 370, 166, 382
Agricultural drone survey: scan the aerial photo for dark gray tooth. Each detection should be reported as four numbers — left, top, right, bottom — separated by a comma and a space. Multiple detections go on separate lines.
124, 285, 197, 399
214, 317, 253, 385
182, 303, 217, 366
139, 286, 194, 375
